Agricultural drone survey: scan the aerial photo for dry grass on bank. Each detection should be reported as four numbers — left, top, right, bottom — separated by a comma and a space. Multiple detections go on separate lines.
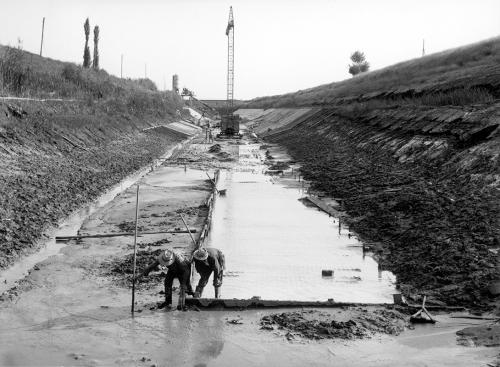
249, 36, 500, 108
0, 45, 183, 116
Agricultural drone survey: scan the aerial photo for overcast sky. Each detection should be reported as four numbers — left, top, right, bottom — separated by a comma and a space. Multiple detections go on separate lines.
1, 0, 499, 100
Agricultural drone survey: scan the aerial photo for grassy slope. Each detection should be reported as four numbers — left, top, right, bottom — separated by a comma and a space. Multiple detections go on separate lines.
0, 46, 187, 269
247, 37, 500, 108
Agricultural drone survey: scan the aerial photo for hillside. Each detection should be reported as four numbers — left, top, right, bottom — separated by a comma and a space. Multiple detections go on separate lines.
247, 37, 500, 108
0, 45, 187, 269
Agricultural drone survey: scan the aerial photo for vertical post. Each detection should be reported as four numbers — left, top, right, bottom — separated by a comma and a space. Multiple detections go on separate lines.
145, 63, 147, 78
131, 184, 140, 314
39, 17, 45, 56
120, 54, 123, 78
422, 39, 425, 57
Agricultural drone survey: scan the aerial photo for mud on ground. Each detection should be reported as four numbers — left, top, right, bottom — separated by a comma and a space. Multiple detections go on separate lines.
260, 308, 408, 341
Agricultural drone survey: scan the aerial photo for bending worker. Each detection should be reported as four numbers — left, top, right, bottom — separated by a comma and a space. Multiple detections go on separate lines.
136, 249, 194, 310
192, 247, 225, 298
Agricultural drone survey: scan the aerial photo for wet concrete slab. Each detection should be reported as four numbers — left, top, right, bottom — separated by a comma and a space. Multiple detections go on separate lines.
198, 145, 396, 303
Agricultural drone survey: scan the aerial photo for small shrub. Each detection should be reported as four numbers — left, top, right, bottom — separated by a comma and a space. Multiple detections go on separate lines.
0, 47, 31, 95
132, 78, 158, 92
62, 64, 84, 86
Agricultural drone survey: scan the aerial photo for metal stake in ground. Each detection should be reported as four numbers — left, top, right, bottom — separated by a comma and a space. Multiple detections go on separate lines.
179, 213, 198, 248
131, 184, 140, 314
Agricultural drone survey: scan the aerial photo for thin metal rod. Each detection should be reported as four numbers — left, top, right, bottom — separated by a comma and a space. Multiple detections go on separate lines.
131, 184, 140, 314
39, 17, 45, 56
180, 214, 198, 248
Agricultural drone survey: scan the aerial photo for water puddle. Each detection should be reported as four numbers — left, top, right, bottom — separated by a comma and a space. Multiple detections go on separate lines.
202, 144, 397, 303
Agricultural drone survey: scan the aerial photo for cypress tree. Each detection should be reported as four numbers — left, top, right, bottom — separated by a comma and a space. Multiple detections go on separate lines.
83, 18, 91, 68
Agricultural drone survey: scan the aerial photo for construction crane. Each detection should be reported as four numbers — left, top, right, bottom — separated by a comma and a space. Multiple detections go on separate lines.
226, 6, 234, 111
219, 6, 241, 138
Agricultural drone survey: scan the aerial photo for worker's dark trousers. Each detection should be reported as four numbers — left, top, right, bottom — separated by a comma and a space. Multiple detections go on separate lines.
195, 271, 223, 298
164, 272, 194, 306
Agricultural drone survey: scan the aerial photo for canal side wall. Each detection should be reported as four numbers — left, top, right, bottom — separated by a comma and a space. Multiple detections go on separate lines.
0, 99, 193, 270
256, 104, 499, 308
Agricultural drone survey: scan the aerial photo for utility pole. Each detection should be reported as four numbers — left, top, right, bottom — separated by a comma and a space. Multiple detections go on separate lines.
39, 17, 45, 56
422, 39, 425, 57
144, 63, 147, 79
120, 54, 123, 78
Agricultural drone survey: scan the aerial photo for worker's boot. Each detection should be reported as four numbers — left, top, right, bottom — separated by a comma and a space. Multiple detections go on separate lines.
161, 286, 172, 310
214, 286, 221, 299
177, 288, 186, 311
194, 286, 204, 299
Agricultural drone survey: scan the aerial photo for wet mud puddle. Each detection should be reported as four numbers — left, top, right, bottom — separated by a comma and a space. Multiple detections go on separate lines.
202, 143, 397, 302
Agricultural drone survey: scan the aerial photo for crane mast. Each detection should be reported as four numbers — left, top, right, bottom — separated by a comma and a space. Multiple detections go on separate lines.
218, 6, 241, 138
226, 6, 234, 111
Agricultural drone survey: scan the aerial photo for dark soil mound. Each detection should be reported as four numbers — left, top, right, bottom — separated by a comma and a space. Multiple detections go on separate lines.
208, 144, 222, 153
260, 309, 407, 341
101, 249, 165, 288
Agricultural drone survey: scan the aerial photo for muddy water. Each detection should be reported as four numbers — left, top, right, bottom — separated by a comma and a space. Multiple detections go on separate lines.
201, 143, 396, 302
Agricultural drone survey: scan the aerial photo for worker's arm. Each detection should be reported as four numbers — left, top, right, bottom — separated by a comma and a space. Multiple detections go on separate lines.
212, 257, 222, 287
135, 260, 160, 280
219, 252, 226, 272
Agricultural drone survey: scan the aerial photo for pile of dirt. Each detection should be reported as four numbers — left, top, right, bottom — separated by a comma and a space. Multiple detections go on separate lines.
208, 144, 222, 153
140, 238, 171, 248
268, 161, 290, 171
117, 221, 147, 232
457, 323, 500, 347
217, 151, 234, 161
101, 249, 165, 288
260, 309, 407, 341
175, 205, 208, 218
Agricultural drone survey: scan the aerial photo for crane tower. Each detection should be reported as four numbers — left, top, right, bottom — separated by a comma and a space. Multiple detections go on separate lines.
226, 6, 234, 110
219, 6, 241, 138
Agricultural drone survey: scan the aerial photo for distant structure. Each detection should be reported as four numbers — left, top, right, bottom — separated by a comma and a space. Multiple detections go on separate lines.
422, 39, 425, 57
172, 74, 179, 94
226, 6, 234, 112
218, 6, 241, 138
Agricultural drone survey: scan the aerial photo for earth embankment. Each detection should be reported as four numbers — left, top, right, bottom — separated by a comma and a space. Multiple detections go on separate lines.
0, 98, 187, 269
244, 103, 500, 309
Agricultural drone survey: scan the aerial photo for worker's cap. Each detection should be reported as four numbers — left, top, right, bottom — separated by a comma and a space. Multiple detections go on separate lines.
193, 248, 209, 261
158, 249, 175, 266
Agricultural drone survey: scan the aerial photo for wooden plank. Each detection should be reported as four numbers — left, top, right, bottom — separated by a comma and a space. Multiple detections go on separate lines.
186, 298, 466, 311
305, 196, 338, 217
55, 229, 197, 241
186, 298, 389, 309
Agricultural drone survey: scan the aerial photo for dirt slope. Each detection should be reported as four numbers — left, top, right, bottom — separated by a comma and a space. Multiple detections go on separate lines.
261, 103, 499, 309
0, 98, 190, 269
